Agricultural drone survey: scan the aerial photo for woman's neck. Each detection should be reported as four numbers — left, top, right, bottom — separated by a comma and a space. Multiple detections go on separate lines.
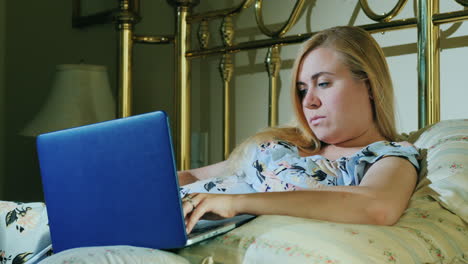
334, 122, 386, 147
318, 124, 387, 160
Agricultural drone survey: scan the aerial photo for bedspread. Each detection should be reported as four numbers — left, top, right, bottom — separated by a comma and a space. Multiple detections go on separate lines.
177, 191, 467, 264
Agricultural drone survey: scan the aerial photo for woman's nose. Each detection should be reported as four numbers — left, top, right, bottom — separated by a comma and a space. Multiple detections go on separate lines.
302, 90, 321, 109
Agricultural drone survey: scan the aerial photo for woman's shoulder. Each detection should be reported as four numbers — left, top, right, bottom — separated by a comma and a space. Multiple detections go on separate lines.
352, 140, 420, 169
364, 140, 419, 154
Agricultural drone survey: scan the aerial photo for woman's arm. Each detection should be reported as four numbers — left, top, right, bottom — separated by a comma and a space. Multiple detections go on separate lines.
184, 156, 417, 233
178, 160, 229, 186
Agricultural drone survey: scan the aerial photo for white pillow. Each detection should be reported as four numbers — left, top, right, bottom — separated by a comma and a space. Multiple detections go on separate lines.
38, 246, 190, 264
413, 119, 468, 222
0, 201, 51, 264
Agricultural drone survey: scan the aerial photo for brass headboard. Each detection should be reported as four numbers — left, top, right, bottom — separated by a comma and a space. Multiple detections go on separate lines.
73, 0, 468, 170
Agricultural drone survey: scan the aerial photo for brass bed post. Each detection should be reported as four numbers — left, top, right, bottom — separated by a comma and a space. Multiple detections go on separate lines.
116, 0, 140, 118
265, 46, 281, 127
220, 17, 234, 159
418, 0, 440, 128
169, 0, 200, 171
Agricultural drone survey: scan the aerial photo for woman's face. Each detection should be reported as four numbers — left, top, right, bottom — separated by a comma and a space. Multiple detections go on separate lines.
297, 47, 377, 145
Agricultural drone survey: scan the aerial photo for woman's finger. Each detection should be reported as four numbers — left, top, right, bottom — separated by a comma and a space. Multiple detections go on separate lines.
187, 213, 205, 234
182, 193, 201, 217
182, 200, 193, 218
186, 200, 208, 234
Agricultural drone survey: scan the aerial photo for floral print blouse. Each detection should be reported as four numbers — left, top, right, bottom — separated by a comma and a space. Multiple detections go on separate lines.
180, 141, 420, 196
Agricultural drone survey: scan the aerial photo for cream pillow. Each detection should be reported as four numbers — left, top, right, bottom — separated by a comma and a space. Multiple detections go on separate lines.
412, 119, 468, 222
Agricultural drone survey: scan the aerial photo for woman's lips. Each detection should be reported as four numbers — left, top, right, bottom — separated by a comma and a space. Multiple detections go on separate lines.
310, 116, 325, 126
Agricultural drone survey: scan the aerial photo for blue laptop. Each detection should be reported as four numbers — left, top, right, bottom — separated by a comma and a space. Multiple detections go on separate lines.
37, 111, 254, 253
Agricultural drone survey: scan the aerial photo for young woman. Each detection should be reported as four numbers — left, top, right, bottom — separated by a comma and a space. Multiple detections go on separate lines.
178, 26, 420, 234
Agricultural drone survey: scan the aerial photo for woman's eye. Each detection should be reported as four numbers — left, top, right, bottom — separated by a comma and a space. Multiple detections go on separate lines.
318, 82, 330, 88
298, 89, 308, 100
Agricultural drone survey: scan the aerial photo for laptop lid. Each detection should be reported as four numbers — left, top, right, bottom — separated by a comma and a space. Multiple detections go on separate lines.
37, 111, 187, 252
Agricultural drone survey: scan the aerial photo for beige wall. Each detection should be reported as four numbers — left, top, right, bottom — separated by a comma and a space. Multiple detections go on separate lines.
0, 0, 5, 198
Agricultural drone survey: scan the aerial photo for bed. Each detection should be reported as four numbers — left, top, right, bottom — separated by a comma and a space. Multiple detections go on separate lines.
2, 119, 466, 264
2, 0, 468, 263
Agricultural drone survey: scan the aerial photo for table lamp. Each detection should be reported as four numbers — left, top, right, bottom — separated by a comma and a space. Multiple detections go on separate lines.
21, 64, 116, 136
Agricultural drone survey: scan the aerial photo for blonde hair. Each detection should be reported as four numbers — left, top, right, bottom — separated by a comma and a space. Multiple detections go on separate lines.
228, 26, 397, 169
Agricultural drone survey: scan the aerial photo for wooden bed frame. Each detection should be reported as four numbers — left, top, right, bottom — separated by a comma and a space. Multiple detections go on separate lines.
73, 0, 468, 170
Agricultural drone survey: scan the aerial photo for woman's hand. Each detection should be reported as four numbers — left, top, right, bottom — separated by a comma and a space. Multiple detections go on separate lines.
182, 193, 238, 234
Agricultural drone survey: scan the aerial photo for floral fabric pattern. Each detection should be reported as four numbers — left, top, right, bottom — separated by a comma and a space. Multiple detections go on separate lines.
181, 140, 420, 196
3, 204, 38, 234
0, 201, 51, 264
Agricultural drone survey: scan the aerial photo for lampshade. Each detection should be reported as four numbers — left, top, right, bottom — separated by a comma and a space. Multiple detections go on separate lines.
21, 64, 116, 136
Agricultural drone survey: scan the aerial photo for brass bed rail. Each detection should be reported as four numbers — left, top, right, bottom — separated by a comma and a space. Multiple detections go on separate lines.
74, 0, 468, 170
